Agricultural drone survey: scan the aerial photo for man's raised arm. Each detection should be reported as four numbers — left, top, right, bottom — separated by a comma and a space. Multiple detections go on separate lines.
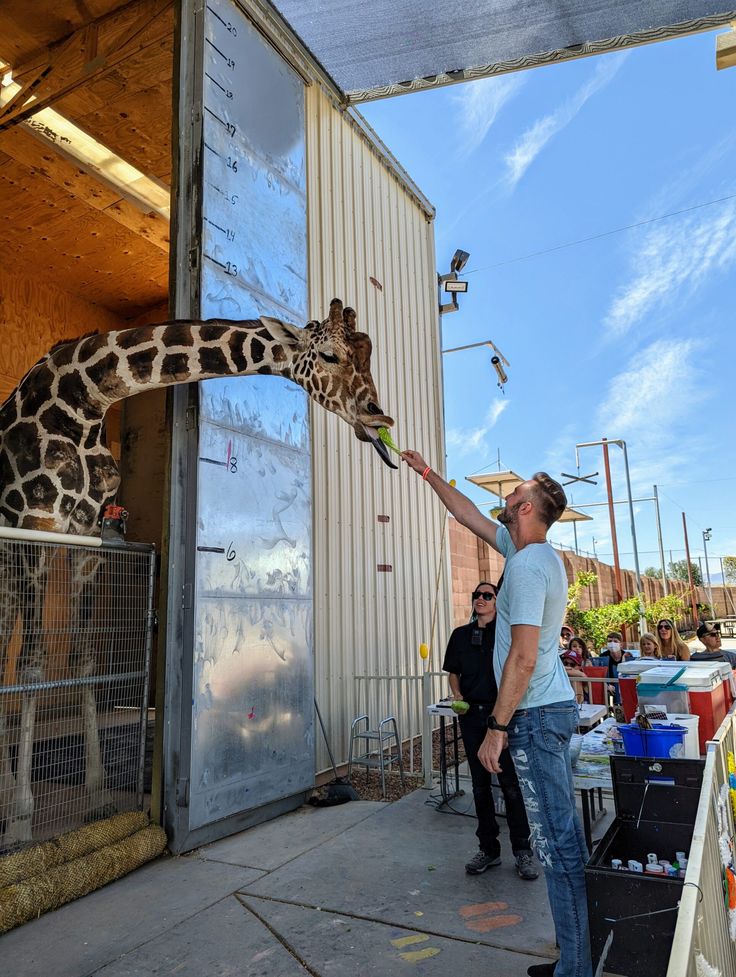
401, 450, 500, 552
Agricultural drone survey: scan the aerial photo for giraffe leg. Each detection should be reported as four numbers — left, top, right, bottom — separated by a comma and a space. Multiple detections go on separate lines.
1, 549, 47, 847
69, 549, 116, 822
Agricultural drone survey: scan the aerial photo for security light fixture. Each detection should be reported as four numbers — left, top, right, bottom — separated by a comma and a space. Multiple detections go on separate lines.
438, 248, 470, 314
450, 249, 470, 273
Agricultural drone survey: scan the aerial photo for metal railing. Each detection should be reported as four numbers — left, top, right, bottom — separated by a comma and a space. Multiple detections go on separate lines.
353, 672, 621, 783
667, 710, 736, 977
0, 527, 155, 852
354, 671, 446, 777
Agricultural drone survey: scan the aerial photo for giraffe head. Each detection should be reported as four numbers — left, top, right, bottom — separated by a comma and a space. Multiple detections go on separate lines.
264, 298, 397, 468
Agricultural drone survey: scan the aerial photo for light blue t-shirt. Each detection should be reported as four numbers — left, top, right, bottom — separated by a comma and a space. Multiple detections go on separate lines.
494, 524, 573, 709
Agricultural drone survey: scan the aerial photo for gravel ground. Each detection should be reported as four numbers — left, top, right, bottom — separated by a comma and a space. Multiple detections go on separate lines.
310, 728, 466, 804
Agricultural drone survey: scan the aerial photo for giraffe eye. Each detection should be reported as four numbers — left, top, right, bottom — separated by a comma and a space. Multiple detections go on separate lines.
319, 352, 340, 364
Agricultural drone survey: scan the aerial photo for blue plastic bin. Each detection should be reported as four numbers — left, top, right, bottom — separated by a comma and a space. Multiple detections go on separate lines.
619, 723, 687, 758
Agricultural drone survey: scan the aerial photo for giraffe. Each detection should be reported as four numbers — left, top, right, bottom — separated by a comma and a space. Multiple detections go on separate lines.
0, 298, 395, 846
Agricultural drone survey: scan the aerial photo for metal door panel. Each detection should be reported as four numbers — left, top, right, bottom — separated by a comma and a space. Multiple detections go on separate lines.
189, 594, 312, 829
196, 417, 311, 598
166, 0, 311, 852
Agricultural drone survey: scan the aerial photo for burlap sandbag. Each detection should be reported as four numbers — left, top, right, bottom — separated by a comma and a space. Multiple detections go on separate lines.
0, 823, 167, 934
0, 810, 148, 889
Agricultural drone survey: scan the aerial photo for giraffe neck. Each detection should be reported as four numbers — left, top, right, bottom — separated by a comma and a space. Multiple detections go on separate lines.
44, 319, 300, 416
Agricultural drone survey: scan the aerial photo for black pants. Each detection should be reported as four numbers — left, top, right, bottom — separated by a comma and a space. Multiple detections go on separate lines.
459, 708, 531, 858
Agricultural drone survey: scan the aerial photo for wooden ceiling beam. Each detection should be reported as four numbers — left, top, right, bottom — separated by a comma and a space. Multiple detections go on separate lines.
0, 0, 172, 132
0, 126, 169, 252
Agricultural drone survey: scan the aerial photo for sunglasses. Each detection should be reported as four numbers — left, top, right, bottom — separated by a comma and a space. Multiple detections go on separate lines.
657, 623, 672, 631
472, 591, 496, 601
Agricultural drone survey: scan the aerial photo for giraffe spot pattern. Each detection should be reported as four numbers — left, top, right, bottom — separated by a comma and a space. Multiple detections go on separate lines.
117, 325, 156, 349
198, 346, 228, 375
58, 372, 104, 420
127, 347, 157, 383
249, 338, 265, 364
77, 333, 107, 362
199, 324, 229, 342
39, 404, 84, 441
7, 424, 41, 477
19, 365, 54, 418
162, 323, 194, 347
22, 473, 56, 511
86, 352, 131, 403
228, 332, 248, 371
161, 352, 191, 382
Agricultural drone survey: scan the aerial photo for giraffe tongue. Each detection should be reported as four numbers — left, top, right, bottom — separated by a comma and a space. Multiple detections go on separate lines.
370, 435, 398, 470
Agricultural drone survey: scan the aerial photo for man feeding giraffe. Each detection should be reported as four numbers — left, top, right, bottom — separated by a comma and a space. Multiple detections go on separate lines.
0, 297, 394, 846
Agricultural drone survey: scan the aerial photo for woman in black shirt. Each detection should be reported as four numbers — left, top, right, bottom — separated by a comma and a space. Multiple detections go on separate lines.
443, 581, 538, 881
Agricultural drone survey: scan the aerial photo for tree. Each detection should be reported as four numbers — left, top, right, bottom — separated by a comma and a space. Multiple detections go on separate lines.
644, 566, 663, 579
668, 559, 702, 586
723, 556, 736, 585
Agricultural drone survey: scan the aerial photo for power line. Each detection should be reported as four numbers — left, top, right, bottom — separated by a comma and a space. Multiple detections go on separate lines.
463, 192, 736, 275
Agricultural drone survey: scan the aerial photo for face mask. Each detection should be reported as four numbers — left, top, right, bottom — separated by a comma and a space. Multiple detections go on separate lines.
607, 641, 621, 653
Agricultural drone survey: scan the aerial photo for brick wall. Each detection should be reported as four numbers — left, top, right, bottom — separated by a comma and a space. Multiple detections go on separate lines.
449, 517, 736, 630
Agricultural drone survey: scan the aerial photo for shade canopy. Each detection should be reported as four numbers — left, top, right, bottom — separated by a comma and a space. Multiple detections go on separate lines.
467, 470, 592, 522
270, 1, 735, 101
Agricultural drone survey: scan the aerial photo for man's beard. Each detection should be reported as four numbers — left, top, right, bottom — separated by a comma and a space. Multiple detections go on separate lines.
497, 501, 521, 526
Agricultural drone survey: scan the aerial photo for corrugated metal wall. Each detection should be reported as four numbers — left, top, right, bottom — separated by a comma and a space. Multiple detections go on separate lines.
305, 84, 452, 771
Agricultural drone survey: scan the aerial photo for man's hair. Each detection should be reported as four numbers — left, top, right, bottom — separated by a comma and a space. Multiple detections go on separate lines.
529, 472, 567, 528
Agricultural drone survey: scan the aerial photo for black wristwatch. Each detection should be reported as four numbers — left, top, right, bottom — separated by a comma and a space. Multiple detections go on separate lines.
487, 715, 509, 733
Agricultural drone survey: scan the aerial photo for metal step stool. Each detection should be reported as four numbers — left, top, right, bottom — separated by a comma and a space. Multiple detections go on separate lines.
348, 715, 406, 799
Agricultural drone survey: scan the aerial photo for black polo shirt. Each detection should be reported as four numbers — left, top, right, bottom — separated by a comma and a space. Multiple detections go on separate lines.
442, 621, 497, 703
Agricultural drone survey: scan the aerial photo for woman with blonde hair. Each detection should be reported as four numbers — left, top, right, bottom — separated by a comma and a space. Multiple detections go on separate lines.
639, 632, 662, 660
656, 619, 690, 660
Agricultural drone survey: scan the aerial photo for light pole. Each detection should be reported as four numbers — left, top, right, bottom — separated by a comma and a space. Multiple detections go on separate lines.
702, 528, 714, 616
575, 438, 646, 635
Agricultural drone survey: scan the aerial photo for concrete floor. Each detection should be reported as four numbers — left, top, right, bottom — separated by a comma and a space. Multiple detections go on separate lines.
0, 782, 605, 977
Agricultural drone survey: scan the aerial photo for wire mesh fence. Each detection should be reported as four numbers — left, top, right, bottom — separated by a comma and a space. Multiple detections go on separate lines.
0, 532, 155, 854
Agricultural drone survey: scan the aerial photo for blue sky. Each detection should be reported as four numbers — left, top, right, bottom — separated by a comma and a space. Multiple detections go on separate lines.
360, 30, 736, 583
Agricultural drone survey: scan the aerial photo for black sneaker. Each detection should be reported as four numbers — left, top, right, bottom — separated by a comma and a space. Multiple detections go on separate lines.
465, 848, 501, 874
515, 850, 539, 880
527, 963, 556, 977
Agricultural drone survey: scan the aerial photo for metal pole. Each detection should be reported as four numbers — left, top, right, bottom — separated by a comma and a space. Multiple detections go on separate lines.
702, 532, 714, 615
653, 485, 668, 595
592, 537, 597, 559
682, 513, 699, 627
620, 440, 646, 634
601, 439, 624, 603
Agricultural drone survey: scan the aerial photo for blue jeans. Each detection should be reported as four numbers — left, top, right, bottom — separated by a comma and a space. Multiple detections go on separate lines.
508, 700, 592, 977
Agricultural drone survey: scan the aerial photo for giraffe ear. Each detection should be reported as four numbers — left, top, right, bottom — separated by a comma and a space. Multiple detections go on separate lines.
259, 316, 303, 348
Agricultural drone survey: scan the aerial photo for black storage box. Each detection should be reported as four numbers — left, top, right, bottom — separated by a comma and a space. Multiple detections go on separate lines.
585, 755, 704, 977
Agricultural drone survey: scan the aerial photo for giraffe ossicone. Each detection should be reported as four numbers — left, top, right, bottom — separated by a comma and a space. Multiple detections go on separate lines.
0, 297, 393, 846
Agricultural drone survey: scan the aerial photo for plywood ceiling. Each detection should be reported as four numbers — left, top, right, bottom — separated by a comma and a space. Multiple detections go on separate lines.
0, 0, 173, 318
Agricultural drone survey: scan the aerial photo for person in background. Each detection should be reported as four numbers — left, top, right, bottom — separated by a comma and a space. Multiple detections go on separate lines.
443, 583, 538, 881
657, 619, 691, 660
560, 647, 587, 704
559, 624, 574, 650
691, 622, 736, 668
567, 636, 590, 663
639, 632, 662, 660
602, 631, 625, 703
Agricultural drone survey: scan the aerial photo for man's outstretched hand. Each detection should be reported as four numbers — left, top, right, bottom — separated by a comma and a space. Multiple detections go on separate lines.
401, 450, 429, 475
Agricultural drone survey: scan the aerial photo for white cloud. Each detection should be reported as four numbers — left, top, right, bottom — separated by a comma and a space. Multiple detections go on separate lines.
452, 74, 526, 157
604, 197, 736, 337
504, 52, 628, 189
446, 398, 510, 456
595, 337, 710, 491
